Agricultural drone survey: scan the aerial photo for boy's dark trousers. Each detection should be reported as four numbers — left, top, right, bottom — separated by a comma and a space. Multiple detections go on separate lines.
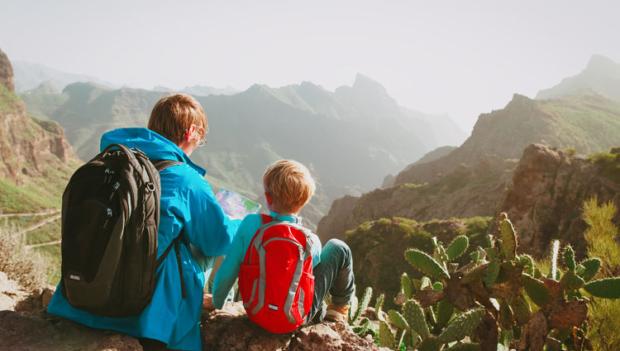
309, 239, 356, 322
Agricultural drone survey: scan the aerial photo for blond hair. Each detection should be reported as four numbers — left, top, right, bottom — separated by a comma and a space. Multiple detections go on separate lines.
263, 160, 316, 213
147, 93, 207, 144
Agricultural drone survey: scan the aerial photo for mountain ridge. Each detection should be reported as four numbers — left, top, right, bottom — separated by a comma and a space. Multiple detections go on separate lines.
318, 91, 620, 241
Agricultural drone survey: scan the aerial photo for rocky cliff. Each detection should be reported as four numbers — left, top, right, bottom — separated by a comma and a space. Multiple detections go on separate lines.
0, 49, 78, 217
0, 49, 74, 191
499, 143, 620, 257
318, 93, 620, 242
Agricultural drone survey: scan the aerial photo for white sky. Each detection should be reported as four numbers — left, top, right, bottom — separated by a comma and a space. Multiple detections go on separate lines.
1, 0, 619, 131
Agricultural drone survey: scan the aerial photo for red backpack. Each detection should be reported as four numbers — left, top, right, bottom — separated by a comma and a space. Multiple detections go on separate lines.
238, 214, 315, 333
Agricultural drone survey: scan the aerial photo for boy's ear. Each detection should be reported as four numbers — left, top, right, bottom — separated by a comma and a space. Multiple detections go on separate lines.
265, 192, 273, 205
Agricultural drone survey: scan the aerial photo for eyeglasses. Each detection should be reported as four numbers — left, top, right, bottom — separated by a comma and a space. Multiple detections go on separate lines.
194, 125, 208, 148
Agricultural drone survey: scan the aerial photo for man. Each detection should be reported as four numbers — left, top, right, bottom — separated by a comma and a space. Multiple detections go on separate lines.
48, 94, 239, 350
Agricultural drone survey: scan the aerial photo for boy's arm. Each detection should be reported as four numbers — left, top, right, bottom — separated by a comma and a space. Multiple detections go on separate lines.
184, 176, 241, 257
308, 232, 322, 268
212, 216, 254, 308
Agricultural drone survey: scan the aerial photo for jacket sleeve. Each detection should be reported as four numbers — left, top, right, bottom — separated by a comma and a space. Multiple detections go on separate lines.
183, 174, 241, 257
212, 216, 254, 308
308, 233, 322, 268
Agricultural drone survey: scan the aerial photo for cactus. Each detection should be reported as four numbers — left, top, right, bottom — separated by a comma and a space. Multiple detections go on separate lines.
361, 212, 620, 351
511, 293, 531, 325
550, 240, 560, 280
518, 254, 536, 276
418, 337, 441, 351
560, 270, 585, 291
403, 299, 430, 339
584, 277, 620, 298
375, 293, 385, 318
400, 273, 413, 299
483, 259, 501, 288
563, 245, 576, 271
522, 273, 551, 307
444, 342, 481, 351
580, 257, 601, 281
378, 320, 396, 348
499, 214, 517, 259
351, 286, 372, 323
436, 300, 454, 328
446, 235, 469, 261
405, 249, 450, 280
388, 309, 409, 330
437, 308, 486, 344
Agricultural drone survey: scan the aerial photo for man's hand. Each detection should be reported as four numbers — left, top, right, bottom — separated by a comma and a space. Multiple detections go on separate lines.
203, 293, 215, 312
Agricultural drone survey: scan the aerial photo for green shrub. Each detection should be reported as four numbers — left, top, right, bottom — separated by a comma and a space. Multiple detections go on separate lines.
582, 197, 620, 351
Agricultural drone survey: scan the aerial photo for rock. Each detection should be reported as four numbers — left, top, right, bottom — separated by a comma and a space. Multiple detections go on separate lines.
0, 310, 142, 350
499, 144, 620, 257
1, 276, 385, 351
0, 271, 28, 311
0, 49, 15, 92
0, 48, 76, 183
202, 301, 386, 351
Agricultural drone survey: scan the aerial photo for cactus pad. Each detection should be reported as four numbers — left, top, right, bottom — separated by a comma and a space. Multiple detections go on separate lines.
405, 249, 450, 280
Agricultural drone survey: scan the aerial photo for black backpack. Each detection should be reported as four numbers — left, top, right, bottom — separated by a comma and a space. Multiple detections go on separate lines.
60, 143, 186, 317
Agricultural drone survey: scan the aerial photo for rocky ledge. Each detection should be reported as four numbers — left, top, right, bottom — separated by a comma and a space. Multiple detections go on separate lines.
0, 273, 383, 350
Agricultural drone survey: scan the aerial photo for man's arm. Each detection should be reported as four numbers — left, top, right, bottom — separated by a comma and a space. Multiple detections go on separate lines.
183, 175, 241, 257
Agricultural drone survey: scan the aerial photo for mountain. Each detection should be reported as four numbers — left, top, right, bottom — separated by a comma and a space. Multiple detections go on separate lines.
22, 74, 465, 227
318, 93, 620, 240
537, 55, 620, 101
12, 61, 113, 92
181, 85, 238, 96
0, 51, 77, 213
153, 85, 239, 96
499, 143, 620, 257
382, 145, 458, 188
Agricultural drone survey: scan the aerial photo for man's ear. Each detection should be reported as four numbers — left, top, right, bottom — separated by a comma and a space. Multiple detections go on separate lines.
185, 125, 197, 142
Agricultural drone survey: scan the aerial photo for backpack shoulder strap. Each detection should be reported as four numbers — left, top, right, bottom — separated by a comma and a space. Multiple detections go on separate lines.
260, 214, 272, 225
152, 159, 182, 172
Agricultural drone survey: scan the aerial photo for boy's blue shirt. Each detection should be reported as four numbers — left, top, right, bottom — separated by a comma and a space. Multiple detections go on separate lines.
47, 128, 241, 351
212, 211, 322, 309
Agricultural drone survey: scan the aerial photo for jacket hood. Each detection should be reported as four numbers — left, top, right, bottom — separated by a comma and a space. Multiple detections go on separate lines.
100, 128, 206, 176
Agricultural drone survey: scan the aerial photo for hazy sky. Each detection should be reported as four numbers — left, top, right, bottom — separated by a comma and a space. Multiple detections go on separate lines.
1, 0, 619, 131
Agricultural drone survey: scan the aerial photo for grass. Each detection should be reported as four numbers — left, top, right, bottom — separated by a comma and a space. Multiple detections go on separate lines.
582, 197, 620, 351
539, 95, 620, 155
0, 84, 19, 113
0, 225, 49, 290
588, 150, 620, 184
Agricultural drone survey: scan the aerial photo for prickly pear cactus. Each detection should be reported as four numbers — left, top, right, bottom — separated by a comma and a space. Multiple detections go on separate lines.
400, 273, 414, 299
498, 213, 517, 259
378, 320, 396, 348
403, 299, 430, 339
446, 235, 469, 261
584, 277, 620, 298
358, 212, 620, 351
580, 257, 601, 281
404, 249, 450, 280
437, 308, 485, 344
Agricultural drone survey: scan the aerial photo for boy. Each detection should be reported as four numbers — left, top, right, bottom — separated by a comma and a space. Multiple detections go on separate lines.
212, 160, 355, 324
47, 94, 239, 351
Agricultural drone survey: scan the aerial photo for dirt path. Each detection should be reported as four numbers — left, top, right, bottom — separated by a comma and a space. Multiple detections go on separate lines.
26, 240, 61, 249
0, 209, 60, 218
16, 215, 61, 237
